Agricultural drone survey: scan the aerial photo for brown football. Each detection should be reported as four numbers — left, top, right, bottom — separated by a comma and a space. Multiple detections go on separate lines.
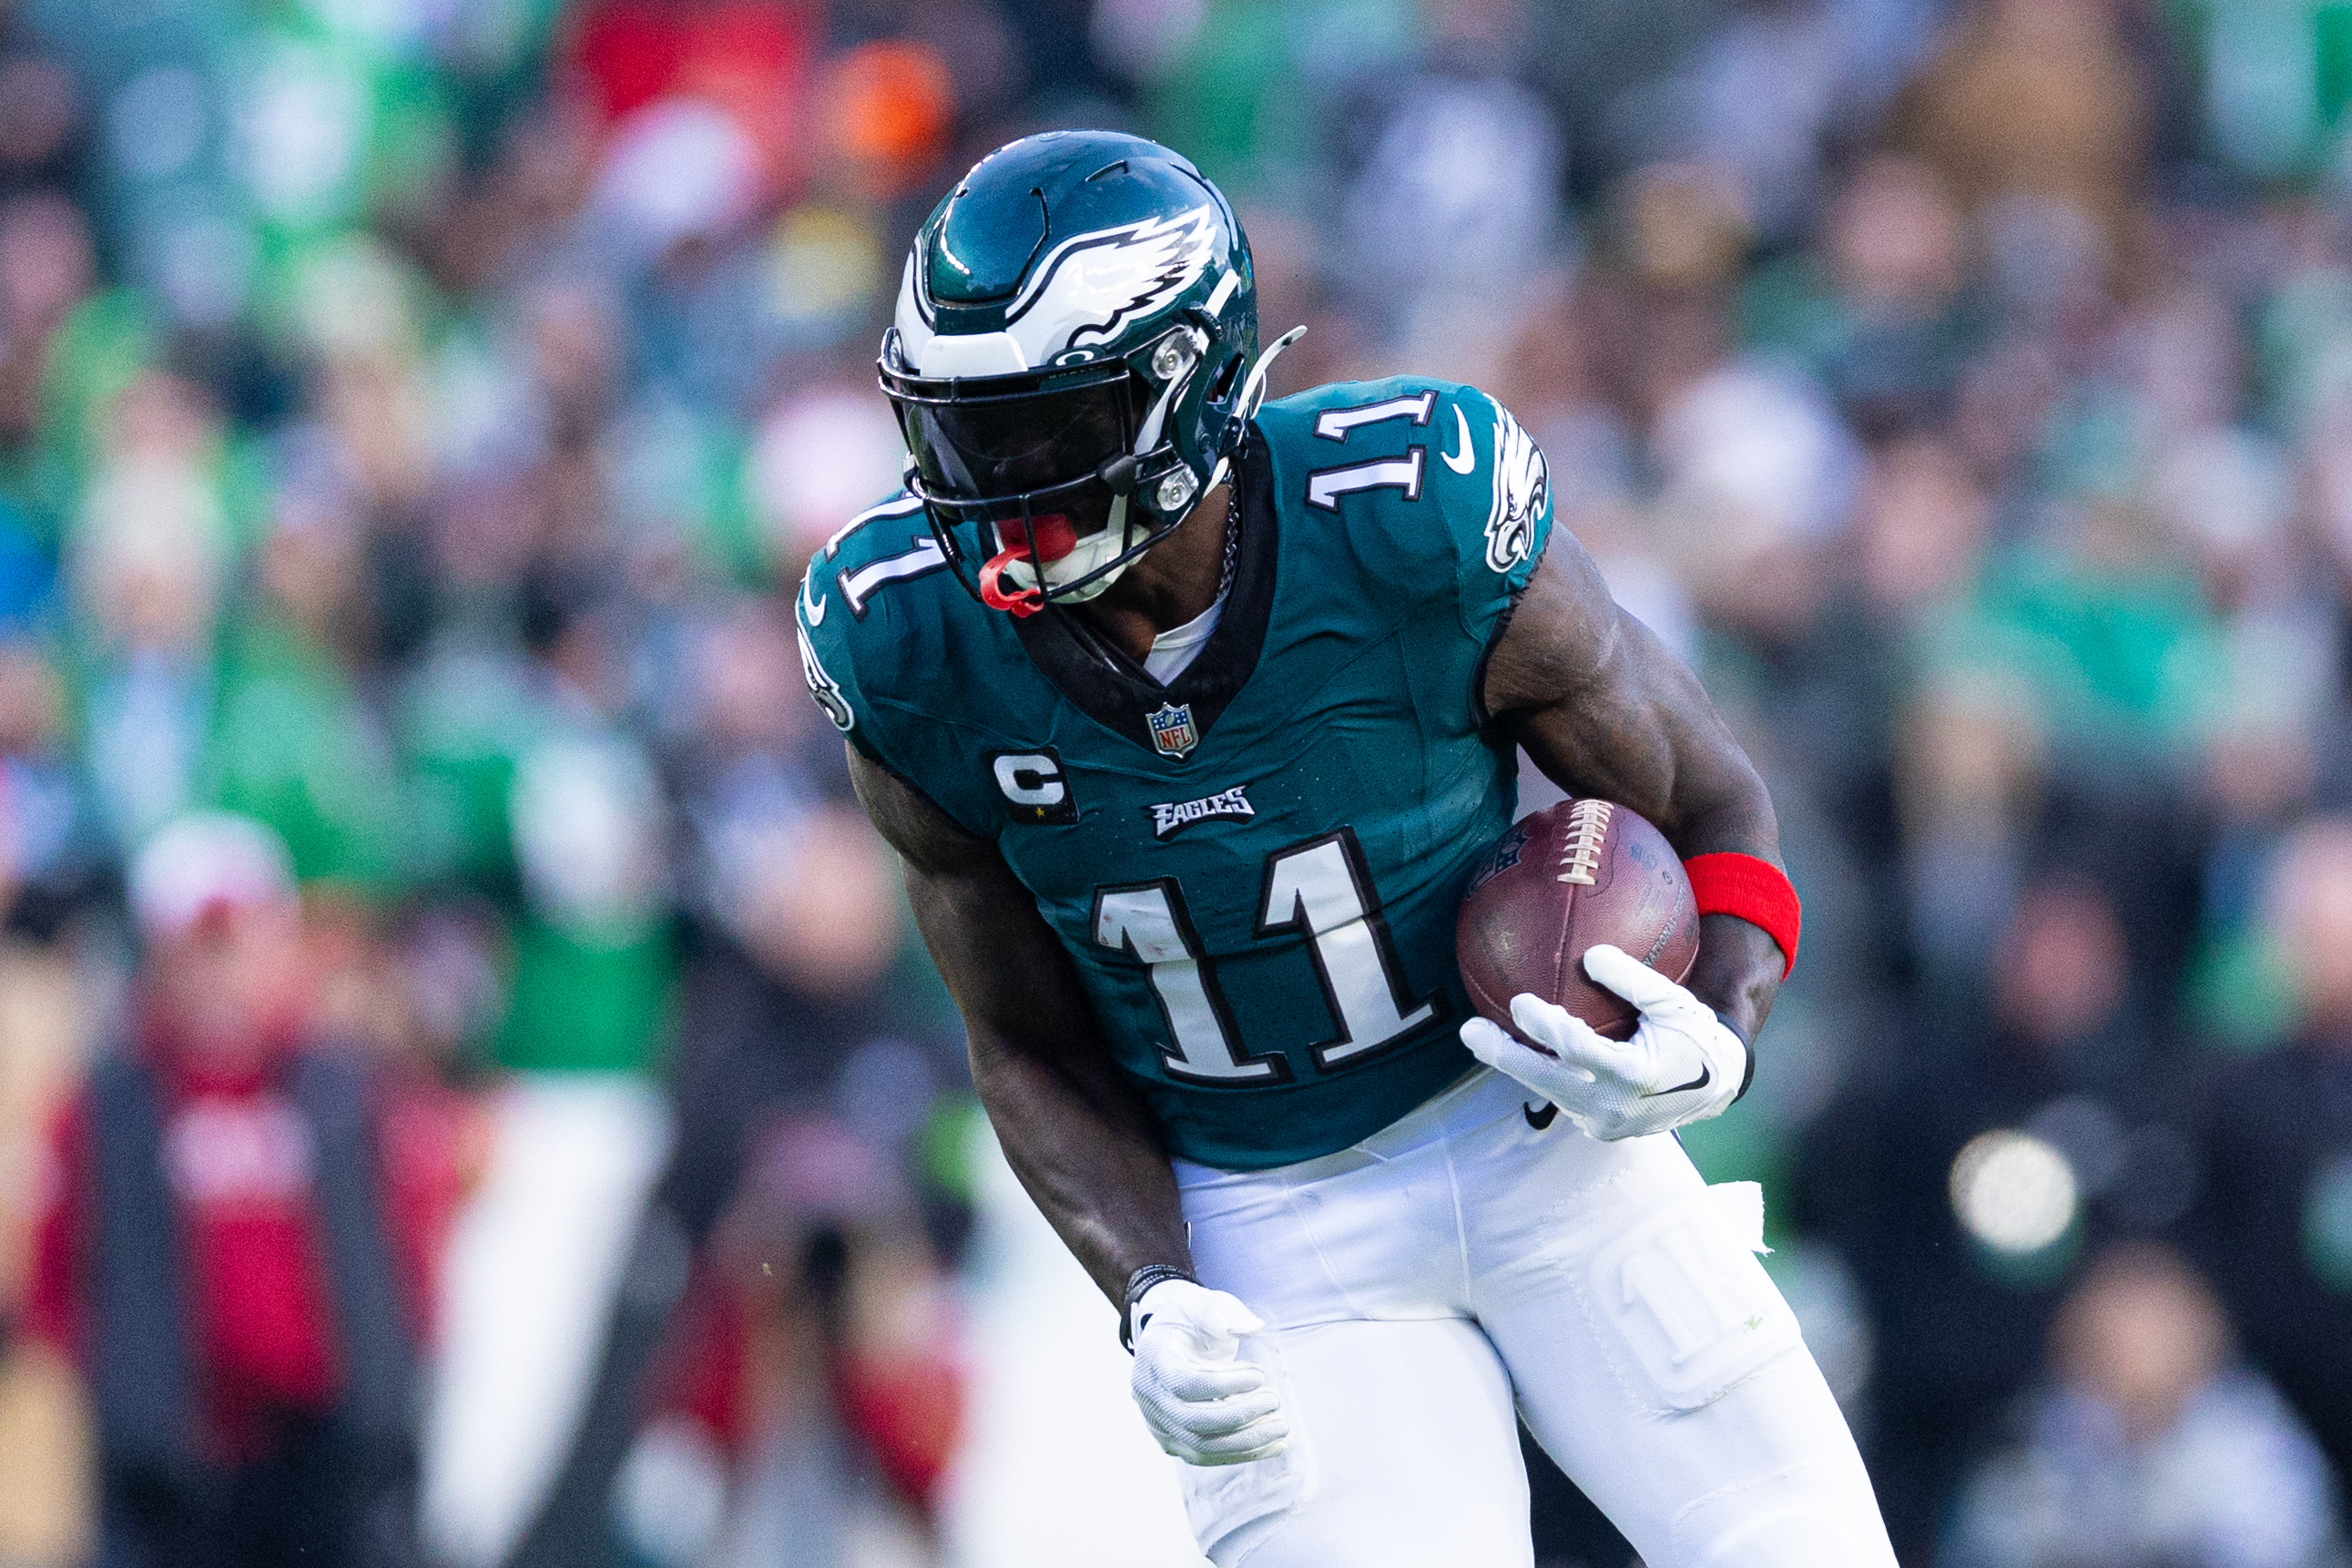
1455, 799, 1700, 1044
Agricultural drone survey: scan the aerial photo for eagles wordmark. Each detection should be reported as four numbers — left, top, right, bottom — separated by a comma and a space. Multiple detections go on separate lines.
1148, 785, 1255, 840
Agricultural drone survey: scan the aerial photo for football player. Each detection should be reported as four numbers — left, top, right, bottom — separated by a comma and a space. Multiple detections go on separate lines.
800, 130, 1894, 1566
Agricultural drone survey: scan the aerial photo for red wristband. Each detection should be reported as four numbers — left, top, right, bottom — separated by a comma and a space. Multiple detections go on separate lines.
1683, 853, 1800, 980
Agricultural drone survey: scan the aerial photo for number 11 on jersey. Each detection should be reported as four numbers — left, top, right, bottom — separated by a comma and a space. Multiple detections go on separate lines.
1094, 880, 1288, 1084
1094, 829, 1442, 1085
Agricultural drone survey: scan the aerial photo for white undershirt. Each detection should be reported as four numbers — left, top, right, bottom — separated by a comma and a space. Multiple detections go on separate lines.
1144, 589, 1227, 684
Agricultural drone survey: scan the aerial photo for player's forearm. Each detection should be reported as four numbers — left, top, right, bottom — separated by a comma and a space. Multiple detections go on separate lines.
919, 887, 1195, 1304
968, 1028, 1195, 1306
1513, 735, 1787, 1049
1662, 763, 1782, 870
1661, 770, 1786, 1054
849, 746, 1196, 1306
1686, 915, 1780, 1064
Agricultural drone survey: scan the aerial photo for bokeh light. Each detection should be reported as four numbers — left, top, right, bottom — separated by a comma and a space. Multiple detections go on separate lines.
1950, 1129, 2079, 1257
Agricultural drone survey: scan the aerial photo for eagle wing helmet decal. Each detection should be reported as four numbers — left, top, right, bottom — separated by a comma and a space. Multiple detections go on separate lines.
1009, 205, 1223, 361
903, 206, 1225, 372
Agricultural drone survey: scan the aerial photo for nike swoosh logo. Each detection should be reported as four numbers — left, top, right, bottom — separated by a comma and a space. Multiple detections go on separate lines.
799, 573, 827, 626
1441, 403, 1476, 474
1523, 1101, 1559, 1130
1644, 1064, 1711, 1098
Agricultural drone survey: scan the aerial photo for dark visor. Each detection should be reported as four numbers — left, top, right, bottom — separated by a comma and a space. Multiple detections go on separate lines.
884, 360, 1146, 504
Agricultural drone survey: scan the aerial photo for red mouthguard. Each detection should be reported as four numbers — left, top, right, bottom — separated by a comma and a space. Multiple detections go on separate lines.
998, 514, 1078, 562
979, 546, 1044, 616
977, 514, 1079, 618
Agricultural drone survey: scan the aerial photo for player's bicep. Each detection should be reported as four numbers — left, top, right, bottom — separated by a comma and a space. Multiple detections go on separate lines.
846, 746, 1103, 1051
1482, 540, 1762, 848
847, 742, 990, 875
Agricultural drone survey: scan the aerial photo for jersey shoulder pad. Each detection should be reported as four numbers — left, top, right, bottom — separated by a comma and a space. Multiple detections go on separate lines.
1257, 377, 1553, 635
794, 491, 957, 760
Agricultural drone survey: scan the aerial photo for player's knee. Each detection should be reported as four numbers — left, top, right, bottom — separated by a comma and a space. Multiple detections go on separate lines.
1670, 1468, 1897, 1568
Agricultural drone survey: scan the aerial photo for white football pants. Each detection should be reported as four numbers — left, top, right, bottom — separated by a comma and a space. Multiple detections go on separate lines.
1169, 1067, 1896, 1568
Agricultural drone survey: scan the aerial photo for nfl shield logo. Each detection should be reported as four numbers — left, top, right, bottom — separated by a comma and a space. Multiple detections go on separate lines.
1145, 702, 1200, 759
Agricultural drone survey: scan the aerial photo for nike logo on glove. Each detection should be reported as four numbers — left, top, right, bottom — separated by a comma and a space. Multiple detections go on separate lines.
1643, 1064, 1711, 1098
1523, 1101, 1559, 1130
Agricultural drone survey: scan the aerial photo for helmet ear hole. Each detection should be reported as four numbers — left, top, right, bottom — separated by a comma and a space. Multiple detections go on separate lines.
1208, 352, 1243, 402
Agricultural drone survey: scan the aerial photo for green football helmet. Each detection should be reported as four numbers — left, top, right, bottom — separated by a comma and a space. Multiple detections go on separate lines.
878, 130, 1291, 616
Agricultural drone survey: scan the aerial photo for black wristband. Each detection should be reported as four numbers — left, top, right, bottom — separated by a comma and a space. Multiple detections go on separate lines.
1119, 1263, 1196, 1353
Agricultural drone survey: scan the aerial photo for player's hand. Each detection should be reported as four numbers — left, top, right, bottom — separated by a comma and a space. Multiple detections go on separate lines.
1128, 1278, 1288, 1466
1460, 944, 1746, 1141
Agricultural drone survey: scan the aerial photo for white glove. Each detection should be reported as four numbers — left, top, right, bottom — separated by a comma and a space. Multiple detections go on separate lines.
1128, 1278, 1288, 1465
1460, 944, 1747, 1142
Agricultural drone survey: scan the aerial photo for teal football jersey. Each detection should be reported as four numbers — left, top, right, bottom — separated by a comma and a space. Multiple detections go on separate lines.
798, 378, 1554, 1170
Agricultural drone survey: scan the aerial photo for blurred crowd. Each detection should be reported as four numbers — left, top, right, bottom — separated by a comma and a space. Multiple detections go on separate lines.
1, 0, 2351, 1563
